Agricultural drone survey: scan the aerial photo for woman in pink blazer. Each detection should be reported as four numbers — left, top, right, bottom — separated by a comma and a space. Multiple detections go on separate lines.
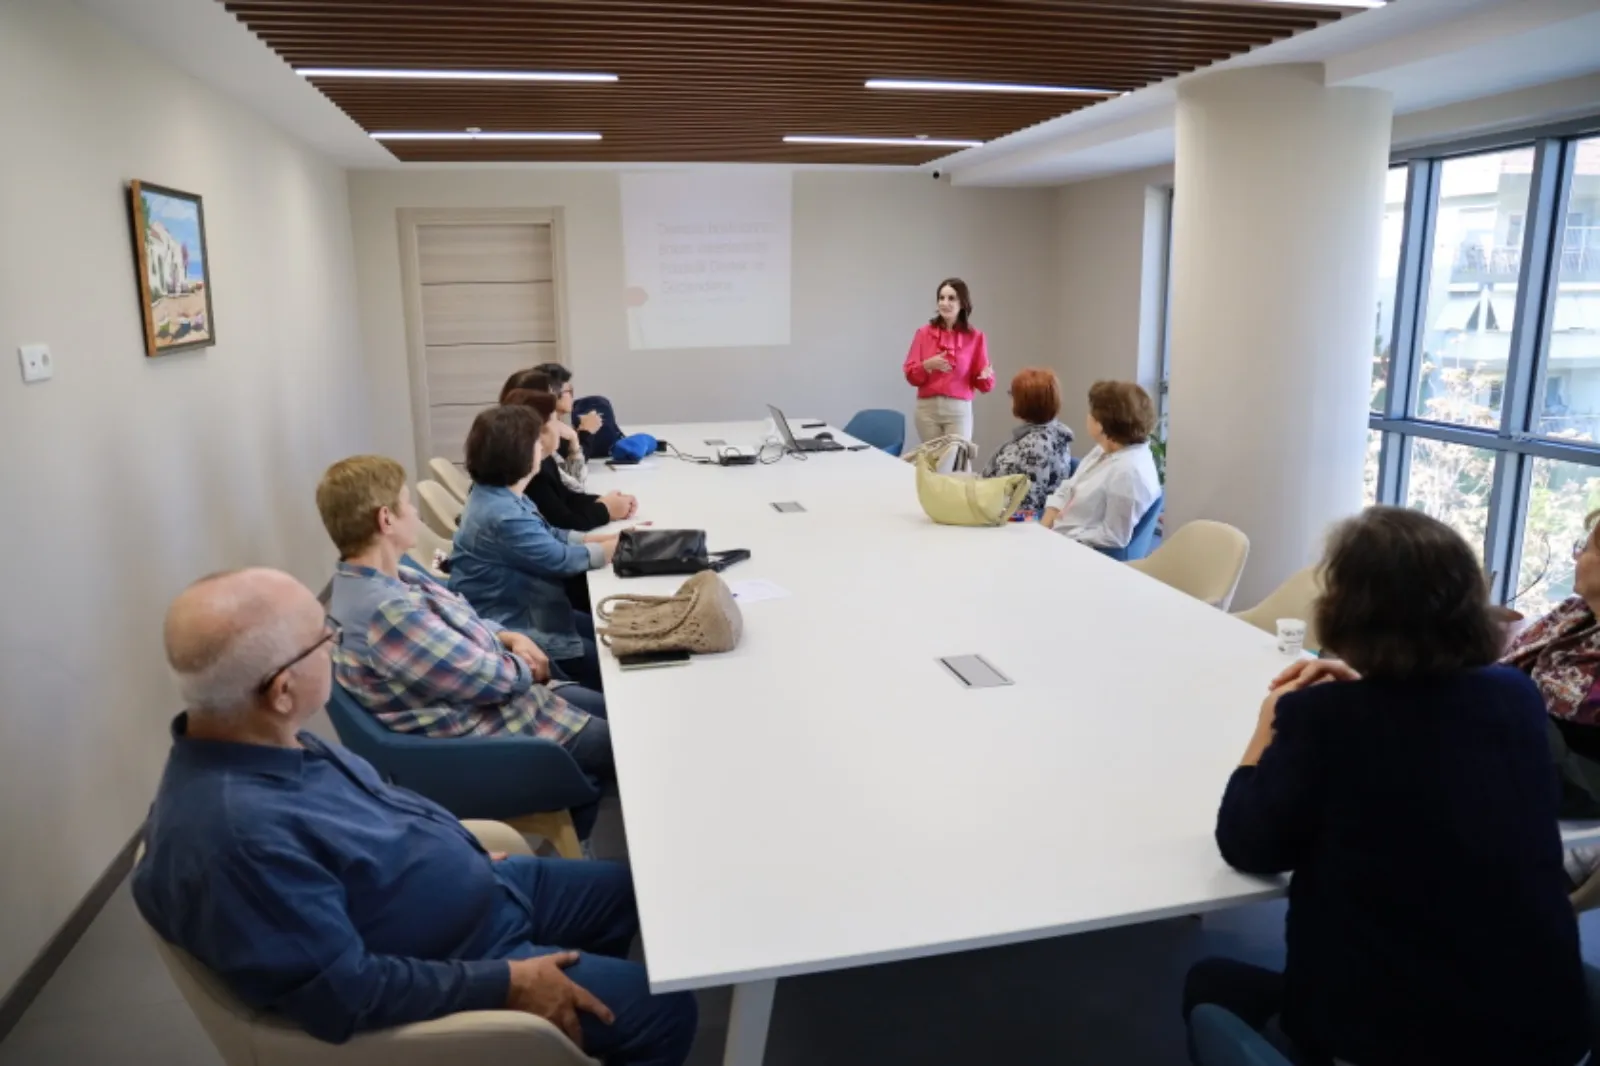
902, 278, 995, 467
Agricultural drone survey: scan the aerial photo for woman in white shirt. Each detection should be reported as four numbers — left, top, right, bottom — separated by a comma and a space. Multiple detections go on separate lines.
1041, 381, 1161, 552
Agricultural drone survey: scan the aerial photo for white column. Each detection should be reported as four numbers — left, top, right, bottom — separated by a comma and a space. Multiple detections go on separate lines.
1165, 64, 1392, 607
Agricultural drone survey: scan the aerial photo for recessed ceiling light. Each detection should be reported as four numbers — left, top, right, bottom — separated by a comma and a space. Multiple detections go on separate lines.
866, 79, 1120, 97
784, 135, 983, 149
1234, 0, 1385, 6
370, 131, 603, 142
298, 68, 618, 83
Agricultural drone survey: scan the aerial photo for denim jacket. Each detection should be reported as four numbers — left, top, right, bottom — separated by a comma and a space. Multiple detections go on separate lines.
448, 485, 603, 660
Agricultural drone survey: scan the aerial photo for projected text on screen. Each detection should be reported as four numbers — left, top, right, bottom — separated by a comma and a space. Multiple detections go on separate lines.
621, 171, 793, 350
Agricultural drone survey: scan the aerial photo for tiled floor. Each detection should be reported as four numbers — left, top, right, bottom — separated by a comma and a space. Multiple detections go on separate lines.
8, 815, 1600, 1066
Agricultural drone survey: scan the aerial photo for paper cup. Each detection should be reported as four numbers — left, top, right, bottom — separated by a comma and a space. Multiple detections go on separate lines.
1276, 618, 1307, 657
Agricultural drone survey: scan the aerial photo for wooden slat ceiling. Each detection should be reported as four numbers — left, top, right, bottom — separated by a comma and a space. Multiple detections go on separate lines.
221, 0, 1354, 164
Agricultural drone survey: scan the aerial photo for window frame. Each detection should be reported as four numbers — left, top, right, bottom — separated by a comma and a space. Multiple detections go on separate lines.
1369, 116, 1600, 607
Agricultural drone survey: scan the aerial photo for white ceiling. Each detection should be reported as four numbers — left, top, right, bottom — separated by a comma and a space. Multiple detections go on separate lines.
943, 0, 1600, 187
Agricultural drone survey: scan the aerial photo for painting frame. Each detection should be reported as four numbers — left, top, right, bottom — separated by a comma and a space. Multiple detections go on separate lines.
128, 180, 216, 358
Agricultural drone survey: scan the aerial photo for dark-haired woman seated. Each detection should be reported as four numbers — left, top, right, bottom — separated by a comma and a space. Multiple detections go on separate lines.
449, 405, 620, 691
1185, 507, 1588, 1066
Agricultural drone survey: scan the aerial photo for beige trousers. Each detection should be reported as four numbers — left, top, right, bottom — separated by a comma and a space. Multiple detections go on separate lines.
914, 396, 974, 473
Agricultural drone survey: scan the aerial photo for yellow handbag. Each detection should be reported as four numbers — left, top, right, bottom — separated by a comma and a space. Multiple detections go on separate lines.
906, 436, 1032, 527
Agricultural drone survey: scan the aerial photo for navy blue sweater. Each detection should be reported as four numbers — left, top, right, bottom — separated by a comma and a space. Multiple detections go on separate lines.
1217, 666, 1588, 1066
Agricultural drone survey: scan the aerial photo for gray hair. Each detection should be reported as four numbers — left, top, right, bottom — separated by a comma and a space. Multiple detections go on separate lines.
166, 570, 306, 718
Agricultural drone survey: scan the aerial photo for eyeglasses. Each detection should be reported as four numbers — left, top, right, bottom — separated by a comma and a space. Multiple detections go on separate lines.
256, 617, 342, 695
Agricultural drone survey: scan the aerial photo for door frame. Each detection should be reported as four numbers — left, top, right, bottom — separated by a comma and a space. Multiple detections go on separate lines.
396, 206, 571, 474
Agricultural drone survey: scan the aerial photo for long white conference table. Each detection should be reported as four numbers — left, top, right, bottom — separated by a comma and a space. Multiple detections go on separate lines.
584, 419, 1600, 1066
581, 419, 1293, 1065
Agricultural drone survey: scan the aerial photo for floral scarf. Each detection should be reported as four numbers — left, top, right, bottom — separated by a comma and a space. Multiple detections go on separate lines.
1503, 597, 1600, 723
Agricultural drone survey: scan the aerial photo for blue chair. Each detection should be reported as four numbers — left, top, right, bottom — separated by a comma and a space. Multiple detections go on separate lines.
323, 676, 601, 858
1097, 492, 1164, 562
1190, 965, 1600, 1065
1188, 1005, 1292, 1066
844, 408, 906, 456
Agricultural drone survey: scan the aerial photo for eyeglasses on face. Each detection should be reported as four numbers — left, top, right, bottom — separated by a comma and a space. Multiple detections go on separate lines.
255, 617, 343, 696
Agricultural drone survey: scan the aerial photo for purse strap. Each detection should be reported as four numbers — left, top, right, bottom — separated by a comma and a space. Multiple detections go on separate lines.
707, 549, 750, 572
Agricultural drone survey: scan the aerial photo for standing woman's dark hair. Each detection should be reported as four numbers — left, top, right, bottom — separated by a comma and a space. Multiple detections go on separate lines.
928, 277, 973, 331
1314, 506, 1501, 680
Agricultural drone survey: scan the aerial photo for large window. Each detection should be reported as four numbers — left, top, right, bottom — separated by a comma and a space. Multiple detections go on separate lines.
1371, 128, 1600, 611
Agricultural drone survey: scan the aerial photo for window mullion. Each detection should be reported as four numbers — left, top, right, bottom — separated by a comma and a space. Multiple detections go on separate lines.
1483, 451, 1525, 604
1388, 159, 1436, 423
1502, 139, 1568, 438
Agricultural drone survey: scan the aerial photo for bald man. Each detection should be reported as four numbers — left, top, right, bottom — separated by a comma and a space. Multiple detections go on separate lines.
133, 569, 696, 1065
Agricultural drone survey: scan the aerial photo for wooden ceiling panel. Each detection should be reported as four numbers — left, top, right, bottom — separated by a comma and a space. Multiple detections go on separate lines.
221, 0, 1354, 164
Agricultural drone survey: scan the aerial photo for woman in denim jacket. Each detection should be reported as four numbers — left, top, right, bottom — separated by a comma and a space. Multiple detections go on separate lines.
450, 404, 620, 690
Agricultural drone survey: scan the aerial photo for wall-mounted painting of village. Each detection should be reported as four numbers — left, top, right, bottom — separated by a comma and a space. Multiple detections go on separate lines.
129, 181, 215, 357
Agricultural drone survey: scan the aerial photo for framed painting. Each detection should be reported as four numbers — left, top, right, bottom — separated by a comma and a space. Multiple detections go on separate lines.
129, 180, 216, 357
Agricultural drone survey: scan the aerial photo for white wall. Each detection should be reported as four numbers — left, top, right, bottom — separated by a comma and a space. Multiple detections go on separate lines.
347, 170, 1059, 466
0, 0, 368, 997
1050, 166, 1174, 437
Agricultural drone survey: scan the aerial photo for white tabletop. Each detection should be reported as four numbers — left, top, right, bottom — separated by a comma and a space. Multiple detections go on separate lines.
586, 421, 1296, 994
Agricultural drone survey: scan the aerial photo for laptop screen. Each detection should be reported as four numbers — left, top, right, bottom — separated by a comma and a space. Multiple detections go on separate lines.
766, 405, 800, 448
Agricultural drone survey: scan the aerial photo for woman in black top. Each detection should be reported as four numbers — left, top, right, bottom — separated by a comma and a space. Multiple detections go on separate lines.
503, 388, 635, 532
1186, 507, 1588, 1066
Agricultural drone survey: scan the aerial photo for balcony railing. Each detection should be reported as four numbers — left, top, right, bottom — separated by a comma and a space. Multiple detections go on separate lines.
1452, 228, 1600, 280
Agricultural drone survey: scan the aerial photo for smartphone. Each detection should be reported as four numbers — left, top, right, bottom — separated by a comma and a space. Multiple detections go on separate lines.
617, 650, 692, 671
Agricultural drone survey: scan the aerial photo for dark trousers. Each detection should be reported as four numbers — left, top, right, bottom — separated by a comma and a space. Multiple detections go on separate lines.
555, 609, 604, 691
1183, 957, 1330, 1066
483, 857, 697, 1066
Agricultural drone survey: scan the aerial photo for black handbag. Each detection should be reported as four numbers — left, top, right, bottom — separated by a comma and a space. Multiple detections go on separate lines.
611, 529, 751, 578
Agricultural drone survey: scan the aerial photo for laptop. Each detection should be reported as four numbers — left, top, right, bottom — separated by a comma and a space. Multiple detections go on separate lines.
768, 405, 844, 453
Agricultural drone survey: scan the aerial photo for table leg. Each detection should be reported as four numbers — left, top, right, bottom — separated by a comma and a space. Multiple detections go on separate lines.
721, 978, 777, 1066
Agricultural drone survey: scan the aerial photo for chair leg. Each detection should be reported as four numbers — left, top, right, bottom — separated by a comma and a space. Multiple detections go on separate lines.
506, 810, 584, 859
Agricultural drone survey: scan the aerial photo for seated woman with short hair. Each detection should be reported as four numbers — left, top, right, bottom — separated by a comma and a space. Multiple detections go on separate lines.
503, 387, 636, 532
1186, 507, 1587, 1066
449, 404, 618, 691
1040, 380, 1160, 551
981, 367, 1074, 516
316, 455, 611, 779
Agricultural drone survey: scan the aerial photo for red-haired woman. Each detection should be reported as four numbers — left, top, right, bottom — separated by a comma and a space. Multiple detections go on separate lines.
982, 367, 1074, 515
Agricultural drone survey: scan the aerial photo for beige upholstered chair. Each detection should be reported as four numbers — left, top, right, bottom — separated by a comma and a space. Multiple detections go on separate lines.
1232, 566, 1322, 651
416, 480, 464, 540
1129, 520, 1251, 610
409, 522, 453, 580
144, 820, 596, 1066
428, 458, 473, 504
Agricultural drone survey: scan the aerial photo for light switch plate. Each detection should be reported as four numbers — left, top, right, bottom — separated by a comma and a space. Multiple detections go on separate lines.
18, 344, 52, 383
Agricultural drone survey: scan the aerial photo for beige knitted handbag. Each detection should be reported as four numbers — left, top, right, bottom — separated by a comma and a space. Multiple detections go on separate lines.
595, 571, 744, 657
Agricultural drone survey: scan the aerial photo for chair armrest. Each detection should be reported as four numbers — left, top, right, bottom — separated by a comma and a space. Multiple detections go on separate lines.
1188, 1005, 1292, 1066
377, 731, 602, 820
250, 1009, 595, 1066
462, 820, 536, 857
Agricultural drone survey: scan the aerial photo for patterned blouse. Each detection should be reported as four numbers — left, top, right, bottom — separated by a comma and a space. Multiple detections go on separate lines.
982, 420, 1075, 514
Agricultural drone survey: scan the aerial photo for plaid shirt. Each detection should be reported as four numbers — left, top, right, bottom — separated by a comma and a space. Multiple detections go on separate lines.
329, 562, 589, 745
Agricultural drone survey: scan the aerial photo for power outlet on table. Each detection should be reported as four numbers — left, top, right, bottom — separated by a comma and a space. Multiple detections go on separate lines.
18, 344, 53, 384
